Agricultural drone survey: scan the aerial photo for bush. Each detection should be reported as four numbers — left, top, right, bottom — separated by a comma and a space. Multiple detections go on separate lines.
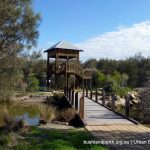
0, 135, 9, 146
2, 107, 24, 132
56, 108, 76, 123
38, 105, 56, 123
27, 73, 39, 92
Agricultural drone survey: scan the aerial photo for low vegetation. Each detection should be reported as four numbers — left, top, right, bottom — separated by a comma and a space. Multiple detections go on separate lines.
0, 127, 108, 150
38, 104, 56, 124
2, 107, 25, 132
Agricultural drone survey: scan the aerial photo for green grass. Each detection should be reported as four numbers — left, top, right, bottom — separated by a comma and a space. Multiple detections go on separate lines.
0, 127, 108, 150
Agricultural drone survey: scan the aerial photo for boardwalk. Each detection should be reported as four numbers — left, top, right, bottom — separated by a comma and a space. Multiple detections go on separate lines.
83, 96, 133, 125
78, 94, 150, 150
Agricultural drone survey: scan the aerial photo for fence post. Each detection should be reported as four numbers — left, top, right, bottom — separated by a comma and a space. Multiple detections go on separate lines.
75, 92, 78, 110
64, 88, 66, 96
83, 87, 85, 96
111, 93, 115, 110
102, 89, 105, 106
90, 89, 92, 99
95, 89, 98, 103
79, 95, 84, 119
71, 90, 74, 105
69, 89, 71, 102
66, 88, 69, 98
125, 95, 130, 118
70, 89, 72, 102
86, 88, 88, 97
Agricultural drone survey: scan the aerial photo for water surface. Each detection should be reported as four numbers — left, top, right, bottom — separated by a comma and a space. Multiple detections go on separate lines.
0, 103, 45, 126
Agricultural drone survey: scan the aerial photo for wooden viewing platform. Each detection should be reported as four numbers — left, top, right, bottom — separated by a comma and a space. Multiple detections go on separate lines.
64, 89, 150, 150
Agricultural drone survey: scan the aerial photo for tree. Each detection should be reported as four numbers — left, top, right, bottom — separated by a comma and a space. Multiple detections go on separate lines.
92, 70, 105, 88
0, 0, 40, 101
83, 58, 97, 68
27, 73, 39, 92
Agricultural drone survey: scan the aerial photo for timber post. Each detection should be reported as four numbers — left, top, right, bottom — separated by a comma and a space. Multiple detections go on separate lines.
90, 89, 92, 99
111, 92, 115, 110
95, 89, 98, 103
71, 90, 74, 105
125, 95, 130, 118
102, 89, 105, 106
79, 95, 84, 119
86, 88, 88, 97
75, 92, 78, 110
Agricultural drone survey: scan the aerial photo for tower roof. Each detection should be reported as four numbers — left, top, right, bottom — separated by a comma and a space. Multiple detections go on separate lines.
44, 41, 83, 52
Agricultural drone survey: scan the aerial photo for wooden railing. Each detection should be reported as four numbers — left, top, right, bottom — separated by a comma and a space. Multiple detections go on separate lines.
64, 88, 84, 119
85, 88, 132, 119
64, 87, 135, 122
66, 62, 83, 78
49, 62, 92, 79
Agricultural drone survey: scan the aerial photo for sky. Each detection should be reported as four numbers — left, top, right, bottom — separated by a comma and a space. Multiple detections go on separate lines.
33, 0, 150, 61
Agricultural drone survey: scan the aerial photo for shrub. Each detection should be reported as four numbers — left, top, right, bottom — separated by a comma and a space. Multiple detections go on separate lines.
38, 105, 56, 123
0, 135, 9, 146
2, 107, 25, 132
56, 108, 76, 123
27, 73, 39, 92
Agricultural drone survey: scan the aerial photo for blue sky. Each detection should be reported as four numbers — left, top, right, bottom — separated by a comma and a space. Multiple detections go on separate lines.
33, 0, 150, 60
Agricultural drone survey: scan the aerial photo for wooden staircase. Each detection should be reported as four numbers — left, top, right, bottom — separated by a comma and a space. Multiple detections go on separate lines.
66, 62, 92, 79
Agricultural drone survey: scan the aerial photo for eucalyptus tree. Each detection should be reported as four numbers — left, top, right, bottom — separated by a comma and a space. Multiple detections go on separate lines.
0, 0, 40, 101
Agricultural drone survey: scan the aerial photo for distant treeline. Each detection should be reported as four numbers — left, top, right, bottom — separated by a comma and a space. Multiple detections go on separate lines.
83, 53, 150, 88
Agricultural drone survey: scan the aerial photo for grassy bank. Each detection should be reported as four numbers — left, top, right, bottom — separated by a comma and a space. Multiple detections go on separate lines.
0, 126, 107, 150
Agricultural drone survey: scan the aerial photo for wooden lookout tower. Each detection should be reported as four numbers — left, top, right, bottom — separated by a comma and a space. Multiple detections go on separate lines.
44, 41, 92, 90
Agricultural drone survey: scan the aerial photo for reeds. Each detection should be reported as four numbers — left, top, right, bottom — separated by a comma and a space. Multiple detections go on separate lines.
38, 104, 56, 124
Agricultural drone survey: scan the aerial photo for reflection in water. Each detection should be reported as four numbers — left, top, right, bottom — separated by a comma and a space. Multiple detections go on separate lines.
0, 103, 45, 126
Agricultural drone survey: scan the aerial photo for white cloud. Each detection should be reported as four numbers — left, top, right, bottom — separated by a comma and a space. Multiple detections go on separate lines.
76, 21, 150, 60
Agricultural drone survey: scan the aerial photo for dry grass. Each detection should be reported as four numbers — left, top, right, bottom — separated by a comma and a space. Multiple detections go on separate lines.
38, 104, 56, 123
2, 107, 24, 132
56, 108, 76, 123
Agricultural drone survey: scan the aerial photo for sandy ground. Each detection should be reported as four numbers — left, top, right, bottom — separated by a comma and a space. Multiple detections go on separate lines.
39, 122, 75, 130
15, 92, 54, 103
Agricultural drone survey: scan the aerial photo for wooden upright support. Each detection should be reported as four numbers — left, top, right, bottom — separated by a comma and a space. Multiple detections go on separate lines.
69, 89, 71, 102
64, 87, 67, 96
71, 90, 74, 105
79, 95, 84, 119
102, 89, 105, 106
83, 87, 85, 96
125, 95, 130, 118
111, 93, 115, 110
95, 89, 98, 103
90, 89, 92, 99
86, 88, 88, 97
75, 92, 78, 110
66, 88, 69, 98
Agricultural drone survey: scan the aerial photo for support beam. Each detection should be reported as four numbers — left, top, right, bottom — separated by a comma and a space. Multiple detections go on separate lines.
47, 54, 50, 91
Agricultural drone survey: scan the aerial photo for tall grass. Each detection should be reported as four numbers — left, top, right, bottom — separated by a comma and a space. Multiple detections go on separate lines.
2, 107, 24, 132
38, 104, 56, 123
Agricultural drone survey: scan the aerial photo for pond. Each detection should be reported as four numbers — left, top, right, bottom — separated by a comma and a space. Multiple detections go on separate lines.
0, 103, 45, 127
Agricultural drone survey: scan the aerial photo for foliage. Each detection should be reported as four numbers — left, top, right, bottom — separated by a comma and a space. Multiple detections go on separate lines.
27, 73, 39, 92
85, 53, 150, 88
2, 107, 24, 132
0, 134, 9, 146
93, 70, 106, 88
104, 71, 130, 97
38, 104, 56, 123
0, 0, 40, 102
83, 58, 97, 68
56, 108, 76, 123
0, 127, 107, 150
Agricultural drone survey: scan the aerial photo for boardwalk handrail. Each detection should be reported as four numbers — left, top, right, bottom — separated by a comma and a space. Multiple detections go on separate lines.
85, 88, 133, 119
64, 88, 84, 119
48, 62, 92, 79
